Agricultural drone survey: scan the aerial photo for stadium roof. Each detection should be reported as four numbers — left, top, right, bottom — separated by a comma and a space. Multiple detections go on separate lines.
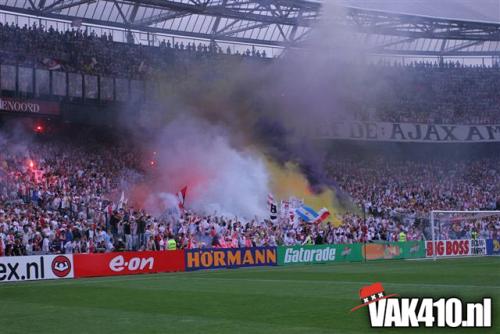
342, 0, 500, 24
1, 0, 500, 57
0, 0, 319, 47
343, 6, 500, 57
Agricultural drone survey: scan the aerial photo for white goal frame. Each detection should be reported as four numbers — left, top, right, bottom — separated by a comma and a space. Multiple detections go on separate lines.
430, 210, 500, 261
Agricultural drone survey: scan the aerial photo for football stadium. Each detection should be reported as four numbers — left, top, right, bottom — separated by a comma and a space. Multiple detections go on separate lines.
0, 0, 499, 333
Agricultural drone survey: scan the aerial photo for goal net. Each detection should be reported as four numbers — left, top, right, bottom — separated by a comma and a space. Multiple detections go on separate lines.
427, 210, 500, 260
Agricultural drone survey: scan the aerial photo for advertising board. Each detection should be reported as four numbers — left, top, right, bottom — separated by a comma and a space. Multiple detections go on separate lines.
0, 254, 73, 282
277, 244, 363, 265
185, 247, 277, 271
74, 251, 185, 278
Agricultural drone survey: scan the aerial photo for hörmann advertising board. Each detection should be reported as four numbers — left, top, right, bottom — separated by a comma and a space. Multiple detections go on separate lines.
185, 247, 277, 271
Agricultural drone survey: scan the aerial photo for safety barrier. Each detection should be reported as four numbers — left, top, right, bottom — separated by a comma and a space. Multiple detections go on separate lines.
277, 244, 363, 265
486, 239, 500, 255
425, 239, 487, 258
364, 241, 425, 261
74, 250, 185, 278
1, 240, 497, 282
0, 254, 74, 282
185, 247, 277, 271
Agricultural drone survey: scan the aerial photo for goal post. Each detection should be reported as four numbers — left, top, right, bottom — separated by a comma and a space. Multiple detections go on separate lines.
429, 210, 500, 261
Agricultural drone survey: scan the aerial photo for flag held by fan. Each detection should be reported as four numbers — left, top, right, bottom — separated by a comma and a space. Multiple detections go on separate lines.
295, 205, 330, 224
177, 186, 188, 211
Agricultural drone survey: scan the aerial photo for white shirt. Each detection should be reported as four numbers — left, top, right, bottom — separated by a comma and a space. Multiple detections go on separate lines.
64, 241, 73, 254
42, 238, 50, 252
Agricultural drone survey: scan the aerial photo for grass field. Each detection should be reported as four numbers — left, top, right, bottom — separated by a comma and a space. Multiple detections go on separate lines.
0, 257, 499, 334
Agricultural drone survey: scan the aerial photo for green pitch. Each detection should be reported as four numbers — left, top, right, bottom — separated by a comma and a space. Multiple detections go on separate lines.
0, 257, 499, 333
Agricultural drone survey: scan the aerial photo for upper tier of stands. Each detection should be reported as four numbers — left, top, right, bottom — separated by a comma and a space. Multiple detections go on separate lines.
1, 22, 500, 125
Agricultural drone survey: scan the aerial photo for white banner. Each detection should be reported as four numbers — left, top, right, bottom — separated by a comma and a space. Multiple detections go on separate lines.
0, 254, 74, 283
317, 122, 500, 143
470, 239, 487, 256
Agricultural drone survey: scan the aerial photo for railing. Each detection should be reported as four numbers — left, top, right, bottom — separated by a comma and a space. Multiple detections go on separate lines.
0, 10, 282, 58
0, 63, 144, 103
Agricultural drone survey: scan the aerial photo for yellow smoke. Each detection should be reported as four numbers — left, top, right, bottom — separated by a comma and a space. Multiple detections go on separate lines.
266, 160, 343, 225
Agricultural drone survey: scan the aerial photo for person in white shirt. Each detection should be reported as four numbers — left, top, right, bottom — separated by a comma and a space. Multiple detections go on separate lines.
42, 236, 50, 254
64, 241, 73, 254
159, 236, 165, 251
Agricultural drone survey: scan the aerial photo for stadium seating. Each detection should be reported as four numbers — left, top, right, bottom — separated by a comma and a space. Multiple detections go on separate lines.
0, 133, 498, 256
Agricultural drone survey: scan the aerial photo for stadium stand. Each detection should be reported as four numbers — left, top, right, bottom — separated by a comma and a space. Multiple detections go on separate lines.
0, 133, 498, 256
360, 63, 500, 124
0, 5, 499, 257
2, 22, 500, 124
0, 22, 268, 79
2, 4, 500, 334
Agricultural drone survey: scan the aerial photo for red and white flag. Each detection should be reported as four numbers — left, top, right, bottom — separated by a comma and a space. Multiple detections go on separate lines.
177, 186, 188, 211
267, 193, 277, 221
314, 208, 331, 223
117, 191, 127, 210
267, 193, 275, 207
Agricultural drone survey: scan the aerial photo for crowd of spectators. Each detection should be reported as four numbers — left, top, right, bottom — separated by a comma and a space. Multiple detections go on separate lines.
0, 135, 498, 256
328, 158, 499, 216
1, 22, 500, 125
356, 62, 500, 124
327, 157, 500, 243
0, 22, 268, 79
0, 21, 499, 256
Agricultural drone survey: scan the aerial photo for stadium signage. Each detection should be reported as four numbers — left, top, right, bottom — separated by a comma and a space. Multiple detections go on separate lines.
486, 239, 500, 255
317, 121, 500, 143
285, 247, 335, 262
0, 97, 60, 116
185, 247, 277, 271
109, 255, 154, 272
470, 239, 487, 256
0, 255, 74, 282
277, 244, 362, 265
426, 240, 471, 257
364, 241, 426, 261
74, 251, 184, 278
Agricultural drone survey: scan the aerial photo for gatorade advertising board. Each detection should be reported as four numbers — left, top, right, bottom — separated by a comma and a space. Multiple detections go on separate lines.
277, 244, 363, 265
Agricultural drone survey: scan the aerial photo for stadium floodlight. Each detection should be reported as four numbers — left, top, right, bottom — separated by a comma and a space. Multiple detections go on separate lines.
430, 210, 500, 261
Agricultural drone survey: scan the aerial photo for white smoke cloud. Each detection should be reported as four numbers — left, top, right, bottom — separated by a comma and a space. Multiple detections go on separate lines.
146, 117, 270, 218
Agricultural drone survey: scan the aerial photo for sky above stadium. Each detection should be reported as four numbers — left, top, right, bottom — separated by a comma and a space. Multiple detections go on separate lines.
343, 0, 500, 23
